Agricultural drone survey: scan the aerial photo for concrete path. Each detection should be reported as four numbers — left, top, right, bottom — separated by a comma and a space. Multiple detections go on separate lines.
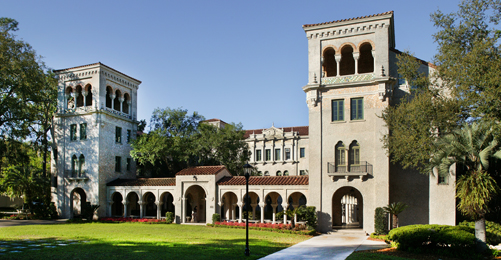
0, 219, 68, 228
259, 231, 388, 260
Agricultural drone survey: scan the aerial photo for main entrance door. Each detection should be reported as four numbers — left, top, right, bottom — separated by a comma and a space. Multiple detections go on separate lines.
332, 187, 363, 228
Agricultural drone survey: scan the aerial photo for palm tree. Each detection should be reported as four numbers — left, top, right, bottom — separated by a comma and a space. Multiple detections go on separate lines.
383, 202, 408, 229
428, 122, 500, 250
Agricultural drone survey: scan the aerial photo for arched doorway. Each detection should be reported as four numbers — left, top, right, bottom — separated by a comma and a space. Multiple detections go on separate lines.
127, 192, 140, 217
184, 185, 206, 223
264, 192, 282, 223
111, 192, 124, 216
70, 188, 87, 219
143, 192, 157, 217
160, 192, 175, 217
221, 192, 238, 221
332, 187, 363, 228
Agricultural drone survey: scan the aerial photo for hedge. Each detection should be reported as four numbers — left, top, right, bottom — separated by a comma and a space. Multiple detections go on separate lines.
207, 223, 316, 236
388, 224, 476, 258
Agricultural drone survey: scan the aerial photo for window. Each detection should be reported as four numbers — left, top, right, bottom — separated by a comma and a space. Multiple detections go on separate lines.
358, 42, 374, 73
283, 170, 289, 176
255, 150, 262, 161
115, 156, 121, 172
257, 171, 262, 176
300, 148, 305, 158
349, 141, 360, 166
351, 98, 363, 120
116, 127, 122, 143
275, 148, 281, 161
80, 123, 87, 140
126, 158, 131, 171
71, 155, 78, 177
127, 129, 131, 143
438, 174, 449, 184
332, 99, 344, 121
322, 47, 337, 77
276, 171, 282, 176
300, 170, 307, 176
265, 149, 271, 161
78, 155, 85, 177
336, 142, 346, 166
285, 148, 291, 160
340, 45, 355, 76
264, 171, 269, 176
70, 124, 77, 141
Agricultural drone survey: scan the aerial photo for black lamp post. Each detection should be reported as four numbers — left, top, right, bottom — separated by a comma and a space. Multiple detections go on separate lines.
243, 163, 252, 257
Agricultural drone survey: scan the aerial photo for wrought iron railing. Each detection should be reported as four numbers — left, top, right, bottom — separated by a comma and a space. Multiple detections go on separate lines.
327, 161, 373, 175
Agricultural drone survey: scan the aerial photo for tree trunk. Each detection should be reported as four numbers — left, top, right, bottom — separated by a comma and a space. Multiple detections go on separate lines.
475, 217, 488, 252
392, 214, 398, 229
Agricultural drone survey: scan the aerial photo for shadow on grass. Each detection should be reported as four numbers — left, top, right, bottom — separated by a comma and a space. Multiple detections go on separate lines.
0, 237, 288, 260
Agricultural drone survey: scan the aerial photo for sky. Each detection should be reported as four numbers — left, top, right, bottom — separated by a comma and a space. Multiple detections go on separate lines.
3, 1, 460, 130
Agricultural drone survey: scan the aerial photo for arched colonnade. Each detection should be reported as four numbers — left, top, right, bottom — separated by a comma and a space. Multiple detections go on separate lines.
108, 190, 175, 219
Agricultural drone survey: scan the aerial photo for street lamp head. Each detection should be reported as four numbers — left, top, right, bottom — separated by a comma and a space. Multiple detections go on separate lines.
243, 163, 252, 178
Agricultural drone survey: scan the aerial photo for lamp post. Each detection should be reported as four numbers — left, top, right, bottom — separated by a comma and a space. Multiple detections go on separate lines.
243, 163, 253, 257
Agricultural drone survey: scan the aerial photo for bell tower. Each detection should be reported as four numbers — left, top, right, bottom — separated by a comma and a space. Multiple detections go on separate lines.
51, 63, 141, 218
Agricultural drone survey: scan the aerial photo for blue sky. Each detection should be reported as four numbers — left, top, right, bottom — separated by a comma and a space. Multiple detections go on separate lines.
3, 1, 459, 130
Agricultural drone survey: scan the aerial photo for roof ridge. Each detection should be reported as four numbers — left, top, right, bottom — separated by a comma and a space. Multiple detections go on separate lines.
303, 11, 393, 28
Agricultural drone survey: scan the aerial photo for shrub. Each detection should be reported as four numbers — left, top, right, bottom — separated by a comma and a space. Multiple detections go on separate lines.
296, 206, 317, 230
374, 207, 388, 235
458, 220, 501, 245
165, 212, 174, 224
82, 203, 100, 220
212, 213, 220, 224
388, 224, 476, 258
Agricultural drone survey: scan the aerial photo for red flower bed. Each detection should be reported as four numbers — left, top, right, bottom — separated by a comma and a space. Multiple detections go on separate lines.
99, 217, 166, 223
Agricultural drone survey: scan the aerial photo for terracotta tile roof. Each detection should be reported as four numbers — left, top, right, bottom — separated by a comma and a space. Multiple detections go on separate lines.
54, 62, 142, 83
176, 166, 227, 176
303, 11, 393, 28
107, 178, 176, 186
244, 126, 309, 139
390, 48, 436, 69
217, 176, 309, 186
203, 118, 228, 125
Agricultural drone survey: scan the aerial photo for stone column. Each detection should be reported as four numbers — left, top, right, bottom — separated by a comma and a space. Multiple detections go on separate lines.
231, 204, 236, 220
335, 54, 342, 76
251, 204, 257, 220
353, 52, 360, 75
271, 204, 277, 224
259, 202, 265, 223
283, 204, 288, 224
118, 97, 124, 112
139, 202, 144, 218
111, 93, 116, 110
181, 197, 186, 223
107, 201, 113, 217
123, 201, 128, 218
156, 202, 162, 219
372, 50, 376, 72
237, 202, 243, 223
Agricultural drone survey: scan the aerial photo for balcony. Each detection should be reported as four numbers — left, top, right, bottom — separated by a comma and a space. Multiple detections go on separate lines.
327, 161, 373, 177
65, 171, 90, 182
321, 73, 375, 85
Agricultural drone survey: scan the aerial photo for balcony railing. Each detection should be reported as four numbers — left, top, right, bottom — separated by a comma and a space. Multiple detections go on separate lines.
327, 161, 373, 176
321, 73, 375, 85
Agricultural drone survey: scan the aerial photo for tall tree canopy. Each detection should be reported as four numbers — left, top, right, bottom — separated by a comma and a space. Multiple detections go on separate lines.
0, 17, 58, 173
131, 107, 250, 177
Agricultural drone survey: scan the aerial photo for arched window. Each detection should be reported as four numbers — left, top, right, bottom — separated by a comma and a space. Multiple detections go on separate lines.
257, 171, 262, 176
85, 85, 93, 107
106, 87, 113, 108
323, 47, 337, 77
114, 89, 121, 111
276, 171, 282, 176
283, 170, 289, 176
340, 45, 355, 76
123, 93, 130, 114
335, 142, 346, 172
76, 85, 84, 107
66, 87, 75, 109
264, 171, 270, 176
349, 141, 360, 166
71, 155, 78, 177
358, 43, 374, 73
78, 154, 85, 177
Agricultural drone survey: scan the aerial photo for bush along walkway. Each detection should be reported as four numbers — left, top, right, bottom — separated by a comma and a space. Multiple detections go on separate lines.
208, 221, 317, 236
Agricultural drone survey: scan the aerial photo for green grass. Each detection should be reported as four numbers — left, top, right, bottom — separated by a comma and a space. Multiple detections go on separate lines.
0, 223, 310, 260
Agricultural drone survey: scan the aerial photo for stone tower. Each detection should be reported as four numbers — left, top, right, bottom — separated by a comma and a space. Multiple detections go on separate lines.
51, 63, 141, 218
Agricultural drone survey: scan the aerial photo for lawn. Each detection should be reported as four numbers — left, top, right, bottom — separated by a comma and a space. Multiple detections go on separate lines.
0, 223, 310, 260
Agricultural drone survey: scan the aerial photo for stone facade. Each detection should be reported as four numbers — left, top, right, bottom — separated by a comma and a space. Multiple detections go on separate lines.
52, 11, 456, 234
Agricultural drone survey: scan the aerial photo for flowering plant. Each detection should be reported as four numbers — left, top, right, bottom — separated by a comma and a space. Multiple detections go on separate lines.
99, 217, 167, 223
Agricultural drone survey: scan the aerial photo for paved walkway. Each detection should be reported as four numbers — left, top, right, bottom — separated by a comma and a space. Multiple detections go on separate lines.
259, 231, 388, 260
0, 219, 68, 228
